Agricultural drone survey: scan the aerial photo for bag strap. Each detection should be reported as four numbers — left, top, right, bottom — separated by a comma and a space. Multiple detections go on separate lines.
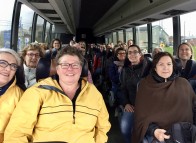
38, 85, 66, 96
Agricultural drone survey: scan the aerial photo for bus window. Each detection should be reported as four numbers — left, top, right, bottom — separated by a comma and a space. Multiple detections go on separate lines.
118, 30, 124, 43
35, 16, 44, 43
136, 24, 148, 53
126, 28, 133, 44
152, 18, 173, 55
18, 4, 34, 51
112, 32, 117, 45
45, 22, 51, 44
181, 11, 196, 59
0, 0, 15, 48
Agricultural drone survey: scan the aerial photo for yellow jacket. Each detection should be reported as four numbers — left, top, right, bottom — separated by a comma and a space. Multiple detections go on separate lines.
4, 77, 111, 143
0, 78, 23, 143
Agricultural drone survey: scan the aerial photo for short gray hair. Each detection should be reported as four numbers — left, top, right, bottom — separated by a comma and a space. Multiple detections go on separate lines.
0, 48, 21, 66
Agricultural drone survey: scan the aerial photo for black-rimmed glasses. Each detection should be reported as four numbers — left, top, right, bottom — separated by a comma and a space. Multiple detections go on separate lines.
0, 60, 18, 71
26, 53, 40, 58
58, 63, 81, 69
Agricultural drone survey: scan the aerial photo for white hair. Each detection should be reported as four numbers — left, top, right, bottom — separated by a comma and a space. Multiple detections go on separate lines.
0, 48, 21, 66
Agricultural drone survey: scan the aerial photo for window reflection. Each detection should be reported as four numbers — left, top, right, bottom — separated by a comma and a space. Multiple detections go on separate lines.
18, 4, 34, 51
126, 28, 133, 44
118, 30, 124, 43
152, 18, 173, 54
181, 11, 196, 47
136, 24, 148, 52
0, 0, 15, 48
35, 16, 44, 43
45, 22, 51, 44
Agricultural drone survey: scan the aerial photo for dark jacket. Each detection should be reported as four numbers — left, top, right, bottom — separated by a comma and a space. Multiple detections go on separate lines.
120, 61, 144, 106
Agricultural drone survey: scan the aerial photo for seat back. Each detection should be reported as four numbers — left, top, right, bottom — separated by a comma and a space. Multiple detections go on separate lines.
36, 58, 56, 82
183, 59, 196, 79
174, 58, 183, 76
141, 56, 152, 77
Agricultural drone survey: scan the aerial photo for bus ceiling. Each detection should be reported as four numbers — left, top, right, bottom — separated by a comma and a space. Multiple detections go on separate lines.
18, 0, 196, 36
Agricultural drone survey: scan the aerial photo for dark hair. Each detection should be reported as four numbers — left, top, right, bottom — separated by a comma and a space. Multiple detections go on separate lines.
50, 38, 62, 50
55, 45, 84, 66
128, 44, 142, 54
115, 47, 126, 57
152, 52, 176, 69
177, 42, 193, 59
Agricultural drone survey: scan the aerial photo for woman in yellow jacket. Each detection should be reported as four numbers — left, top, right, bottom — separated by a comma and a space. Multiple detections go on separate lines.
4, 46, 111, 143
0, 48, 24, 143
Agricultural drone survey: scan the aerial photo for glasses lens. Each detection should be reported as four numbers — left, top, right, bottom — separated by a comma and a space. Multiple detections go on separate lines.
59, 63, 81, 69
0, 60, 8, 68
0, 60, 18, 71
10, 64, 18, 70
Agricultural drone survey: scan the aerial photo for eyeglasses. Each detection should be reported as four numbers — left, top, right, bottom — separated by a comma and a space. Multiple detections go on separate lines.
58, 63, 81, 69
128, 50, 139, 55
0, 60, 18, 71
118, 53, 126, 55
26, 53, 40, 58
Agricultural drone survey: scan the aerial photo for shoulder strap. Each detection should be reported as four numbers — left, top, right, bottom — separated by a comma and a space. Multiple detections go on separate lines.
38, 85, 65, 95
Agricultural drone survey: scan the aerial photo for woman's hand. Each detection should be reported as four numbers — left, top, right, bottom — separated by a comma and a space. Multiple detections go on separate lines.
154, 128, 170, 142
124, 104, 134, 112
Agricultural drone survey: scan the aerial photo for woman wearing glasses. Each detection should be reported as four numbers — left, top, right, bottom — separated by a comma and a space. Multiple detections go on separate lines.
119, 45, 152, 143
4, 46, 111, 143
108, 47, 126, 107
20, 43, 44, 88
0, 48, 24, 143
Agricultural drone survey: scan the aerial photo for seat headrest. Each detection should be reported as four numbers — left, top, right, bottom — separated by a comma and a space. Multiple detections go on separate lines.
174, 58, 183, 76
36, 58, 55, 82
141, 56, 152, 77
81, 59, 88, 77
144, 53, 152, 58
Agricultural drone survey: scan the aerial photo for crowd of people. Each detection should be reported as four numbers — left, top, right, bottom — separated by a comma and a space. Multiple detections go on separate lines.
0, 38, 196, 143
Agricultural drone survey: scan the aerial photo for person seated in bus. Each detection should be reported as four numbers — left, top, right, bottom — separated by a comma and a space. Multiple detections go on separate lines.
0, 48, 24, 143
132, 52, 196, 143
152, 47, 164, 58
176, 42, 196, 92
72, 41, 93, 84
20, 42, 44, 88
119, 44, 151, 143
45, 38, 62, 59
108, 47, 126, 107
4, 46, 111, 143
177, 42, 193, 70
127, 39, 134, 47
92, 44, 106, 87
120, 43, 128, 51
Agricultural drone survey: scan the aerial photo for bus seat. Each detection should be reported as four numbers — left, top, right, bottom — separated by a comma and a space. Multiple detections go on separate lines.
36, 58, 57, 82
174, 58, 183, 76
81, 59, 89, 78
141, 56, 152, 77
144, 53, 152, 58
183, 59, 196, 79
